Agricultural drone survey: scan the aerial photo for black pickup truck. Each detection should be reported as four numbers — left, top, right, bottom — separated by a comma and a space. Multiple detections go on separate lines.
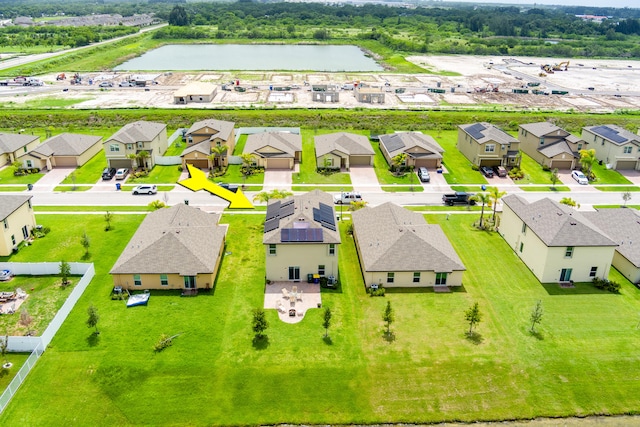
442, 191, 476, 206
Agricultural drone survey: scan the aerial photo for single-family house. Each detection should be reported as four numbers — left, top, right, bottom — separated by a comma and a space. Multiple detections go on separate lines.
104, 121, 167, 170
311, 85, 339, 103
314, 132, 374, 169
500, 195, 617, 283
263, 190, 340, 282
379, 132, 444, 169
244, 132, 302, 170
21, 133, 102, 170
110, 204, 228, 291
0, 133, 40, 168
582, 208, 640, 284
181, 119, 235, 170
581, 124, 640, 170
352, 202, 465, 289
518, 122, 584, 170
173, 82, 217, 105
354, 86, 385, 104
458, 122, 521, 168
0, 195, 35, 256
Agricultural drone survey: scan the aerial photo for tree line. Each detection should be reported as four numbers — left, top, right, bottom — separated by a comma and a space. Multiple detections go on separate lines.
0, 25, 137, 49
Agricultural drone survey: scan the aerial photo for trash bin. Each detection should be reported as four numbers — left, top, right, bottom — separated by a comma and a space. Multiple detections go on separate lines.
115, 183, 121, 191
481, 184, 486, 191
27, 184, 33, 191
307, 274, 314, 283
184, 199, 189, 205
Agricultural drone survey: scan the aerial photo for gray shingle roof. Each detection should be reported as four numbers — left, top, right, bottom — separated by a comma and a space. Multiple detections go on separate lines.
379, 132, 444, 159
519, 122, 567, 137
459, 122, 518, 145
0, 133, 38, 154
584, 124, 640, 146
181, 140, 212, 157
0, 195, 32, 221
244, 132, 301, 158
31, 133, 102, 157
503, 195, 617, 247
538, 140, 578, 159
582, 208, 640, 268
314, 132, 374, 157
185, 119, 235, 142
110, 204, 227, 276
352, 202, 465, 272
106, 121, 166, 145
263, 190, 341, 245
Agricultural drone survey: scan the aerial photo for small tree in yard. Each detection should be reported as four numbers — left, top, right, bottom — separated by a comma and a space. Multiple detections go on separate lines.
20, 309, 33, 336
104, 211, 113, 231
383, 301, 394, 335
390, 153, 407, 175
530, 300, 543, 334
623, 191, 632, 207
252, 308, 268, 340
86, 304, 99, 334
323, 307, 332, 338
465, 302, 481, 336
80, 231, 90, 258
59, 260, 71, 286
470, 192, 491, 228
550, 168, 559, 189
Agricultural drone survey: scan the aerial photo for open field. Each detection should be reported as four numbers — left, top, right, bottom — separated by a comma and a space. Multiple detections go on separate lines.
3, 212, 640, 425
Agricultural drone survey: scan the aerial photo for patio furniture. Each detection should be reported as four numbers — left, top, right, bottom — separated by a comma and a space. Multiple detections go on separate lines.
296, 290, 303, 301
282, 288, 290, 299
292, 285, 298, 293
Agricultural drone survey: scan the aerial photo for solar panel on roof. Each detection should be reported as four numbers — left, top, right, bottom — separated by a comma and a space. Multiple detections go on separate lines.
319, 203, 335, 226
322, 222, 336, 231
280, 202, 295, 218
281, 199, 294, 207
466, 123, 486, 140
381, 134, 405, 153
266, 201, 281, 221
264, 217, 280, 233
592, 125, 627, 144
312, 207, 322, 223
281, 228, 323, 242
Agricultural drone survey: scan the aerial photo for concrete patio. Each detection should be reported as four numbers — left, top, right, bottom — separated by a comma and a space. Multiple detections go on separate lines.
263, 281, 322, 324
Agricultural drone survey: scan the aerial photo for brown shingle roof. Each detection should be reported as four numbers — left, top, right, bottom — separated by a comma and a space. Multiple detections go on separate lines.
185, 119, 235, 142
0, 133, 38, 154
503, 195, 617, 247
31, 133, 102, 157
314, 132, 375, 157
106, 121, 166, 145
583, 208, 640, 268
110, 204, 227, 276
352, 202, 465, 272
244, 132, 301, 158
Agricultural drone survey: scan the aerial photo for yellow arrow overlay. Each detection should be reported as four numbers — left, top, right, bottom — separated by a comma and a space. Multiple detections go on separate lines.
178, 164, 254, 209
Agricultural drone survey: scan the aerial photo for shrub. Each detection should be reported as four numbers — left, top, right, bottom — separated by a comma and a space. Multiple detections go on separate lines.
368, 285, 386, 297
508, 167, 524, 180
471, 164, 480, 171
592, 277, 621, 293
177, 165, 183, 172
542, 165, 551, 172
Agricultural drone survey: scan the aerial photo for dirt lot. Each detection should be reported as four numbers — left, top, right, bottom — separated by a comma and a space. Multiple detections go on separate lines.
3, 55, 640, 112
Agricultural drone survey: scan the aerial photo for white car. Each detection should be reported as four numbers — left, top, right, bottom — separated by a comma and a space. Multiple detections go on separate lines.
132, 184, 157, 195
99, 81, 113, 88
334, 192, 363, 204
115, 168, 129, 180
571, 170, 589, 185
119, 81, 134, 87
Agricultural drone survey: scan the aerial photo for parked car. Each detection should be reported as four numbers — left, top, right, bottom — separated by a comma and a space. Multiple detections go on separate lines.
571, 170, 589, 185
480, 166, 494, 178
132, 184, 157, 195
494, 166, 507, 177
101, 167, 116, 180
417, 167, 430, 183
119, 81, 133, 87
334, 192, 363, 204
115, 168, 129, 180
99, 81, 113, 88
442, 192, 476, 206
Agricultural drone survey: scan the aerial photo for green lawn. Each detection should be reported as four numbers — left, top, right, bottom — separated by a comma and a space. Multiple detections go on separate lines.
436, 130, 487, 185
53, 185, 92, 192
0, 186, 28, 192
381, 185, 423, 192
127, 166, 182, 185
34, 206, 154, 212
595, 186, 640, 192
0, 168, 43, 185
216, 165, 264, 188
4, 212, 640, 425
60, 151, 106, 185
372, 140, 422, 186
164, 139, 186, 156
291, 129, 352, 187
590, 163, 633, 185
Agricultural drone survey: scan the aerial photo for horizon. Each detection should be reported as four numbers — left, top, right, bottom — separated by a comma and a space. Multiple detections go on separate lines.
446, 0, 637, 8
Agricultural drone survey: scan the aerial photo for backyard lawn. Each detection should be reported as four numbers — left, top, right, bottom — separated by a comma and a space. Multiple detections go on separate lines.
3, 212, 640, 425
435, 130, 487, 185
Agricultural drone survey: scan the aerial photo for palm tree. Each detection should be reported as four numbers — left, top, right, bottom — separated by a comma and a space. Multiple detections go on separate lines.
470, 192, 491, 228
126, 153, 138, 170
209, 145, 228, 170
137, 150, 150, 171
390, 153, 407, 175
578, 148, 597, 176
488, 186, 506, 222
240, 153, 256, 176
253, 189, 293, 204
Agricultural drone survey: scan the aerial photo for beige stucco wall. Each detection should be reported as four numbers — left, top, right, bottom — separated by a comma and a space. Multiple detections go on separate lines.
582, 129, 640, 170
265, 243, 338, 282
361, 270, 464, 288
103, 128, 166, 169
104, 140, 135, 168
612, 252, 640, 284
20, 154, 48, 170
457, 129, 520, 167
500, 205, 614, 283
111, 272, 216, 291
0, 200, 36, 256
0, 138, 40, 167
316, 152, 344, 169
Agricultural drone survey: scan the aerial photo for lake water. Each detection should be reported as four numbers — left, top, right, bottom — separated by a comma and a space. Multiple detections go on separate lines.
114, 44, 383, 72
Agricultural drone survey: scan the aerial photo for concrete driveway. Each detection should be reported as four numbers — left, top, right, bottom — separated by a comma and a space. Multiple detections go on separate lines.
557, 169, 597, 192
262, 166, 294, 192
350, 166, 380, 192
32, 167, 75, 191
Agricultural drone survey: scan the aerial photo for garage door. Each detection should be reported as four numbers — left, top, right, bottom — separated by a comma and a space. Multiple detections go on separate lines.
349, 156, 371, 166
479, 159, 502, 167
616, 160, 638, 170
266, 158, 291, 169
550, 160, 573, 170
54, 157, 77, 167
414, 158, 438, 168
109, 159, 132, 169
186, 159, 209, 169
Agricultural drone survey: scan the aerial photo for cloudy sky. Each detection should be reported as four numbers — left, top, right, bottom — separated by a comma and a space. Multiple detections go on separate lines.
451, 0, 637, 7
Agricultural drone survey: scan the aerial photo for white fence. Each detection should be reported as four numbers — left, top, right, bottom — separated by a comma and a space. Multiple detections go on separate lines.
0, 262, 94, 414
155, 156, 182, 166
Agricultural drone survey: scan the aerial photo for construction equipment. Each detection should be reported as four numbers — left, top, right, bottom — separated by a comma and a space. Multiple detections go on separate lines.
541, 64, 554, 74
553, 61, 570, 71
56, 73, 66, 80
475, 83, 499, 93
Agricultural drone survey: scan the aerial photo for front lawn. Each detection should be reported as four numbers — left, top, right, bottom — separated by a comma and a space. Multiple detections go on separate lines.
0, 167, 43, 185
215, 165, 263, 189
435, 130, 487, 185
59, 151, 106, 185
291, 129, 352, 187
127, 165, 182, 184
590, 163, 633, 185
372, 141, 421, 186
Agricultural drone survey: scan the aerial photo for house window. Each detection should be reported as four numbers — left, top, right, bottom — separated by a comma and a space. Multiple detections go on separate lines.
184, 276, 196, 289
3, 219, 7, 229
133, 275, 141, 286
387, 272, 395, 283
539, 137, 545, 145
519, 242, 524, 253
11, 235, 15, 246
328, 244, 336, 256
27, 199, 32, 209
137, 142, 144, 149
565, 246, 574, 258
126, 144, 133, 150
521, 223, 527, 234
624, 146, 632, 154
160, 274, 168, 286
485, 144, 495, 153
413, 272, 420, 283
578, 143, 583, 150
318, 265, 325, 276
110, 144, 120, 152
589, 266, 598, 277
435, 272, 447, 285
268, 244, 276, 255
560, 268, 572, 282
26, 160, 32, 168
23, 146, 27, 152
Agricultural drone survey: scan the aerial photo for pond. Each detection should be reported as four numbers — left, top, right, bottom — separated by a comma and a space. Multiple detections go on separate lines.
114, 44, 384, 72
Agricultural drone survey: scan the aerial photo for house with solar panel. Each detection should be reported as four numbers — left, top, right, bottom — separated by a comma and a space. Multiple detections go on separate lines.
518, 122, 584, 170
263, 190, 340, 283
378, 132, 444, 169
581, 124, 640, 170
457, 123, 521, 168
351, 203, 465, 290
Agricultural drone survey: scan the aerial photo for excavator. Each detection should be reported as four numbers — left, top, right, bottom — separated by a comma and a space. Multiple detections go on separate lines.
553, 61, 570, 71
475, 83, 499, 93
541, 64, 554, 74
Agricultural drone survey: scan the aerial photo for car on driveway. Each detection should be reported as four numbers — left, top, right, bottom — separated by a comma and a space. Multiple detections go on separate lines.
571, 170, 589, 185
115, 168, 129, 180
101, 167, 116, 180
99, 81, 113, 88
493, 166, 507, 177
417, 167, 430, 183
480, 166, 494, 178
132, 184, 157, 195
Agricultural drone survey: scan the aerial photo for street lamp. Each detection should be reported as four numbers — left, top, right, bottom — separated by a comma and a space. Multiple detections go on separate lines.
340, 188, 343, 221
